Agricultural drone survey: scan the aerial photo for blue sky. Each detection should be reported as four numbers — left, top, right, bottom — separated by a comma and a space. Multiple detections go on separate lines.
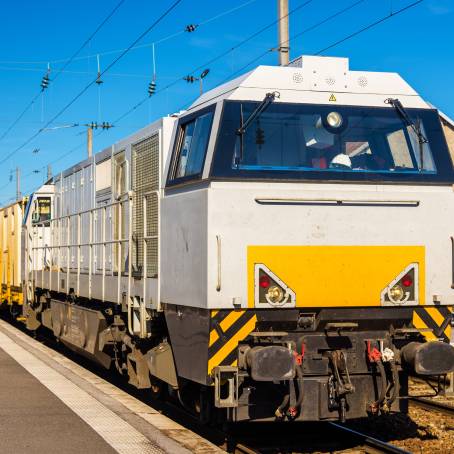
0, 0, 452, 203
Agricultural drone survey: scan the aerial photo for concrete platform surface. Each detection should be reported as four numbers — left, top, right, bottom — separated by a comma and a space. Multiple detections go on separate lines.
0, 320, 223, 454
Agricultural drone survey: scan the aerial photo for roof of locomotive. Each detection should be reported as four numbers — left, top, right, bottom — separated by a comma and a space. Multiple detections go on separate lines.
53, 115, 177, 181
187, 55, 430, 112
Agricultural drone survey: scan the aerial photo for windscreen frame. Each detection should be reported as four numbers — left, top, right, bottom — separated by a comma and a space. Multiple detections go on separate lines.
210, 100, 454, 185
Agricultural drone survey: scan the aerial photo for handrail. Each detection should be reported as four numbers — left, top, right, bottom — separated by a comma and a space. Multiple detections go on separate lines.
451, 236, 454, 289
216, 235, 221, 292
255, 197, 420, 207
141, 189, 160, 338
127, 192, 134, 336
31, 194, 129, 226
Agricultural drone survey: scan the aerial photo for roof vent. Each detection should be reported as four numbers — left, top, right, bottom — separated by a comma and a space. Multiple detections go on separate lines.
325, 77, 336, 86
292, 72, 304, 83
357, 76, 368, 87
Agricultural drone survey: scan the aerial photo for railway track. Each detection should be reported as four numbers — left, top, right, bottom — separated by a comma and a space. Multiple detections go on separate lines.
329, 423, 411, 454
410, 396, 454, 417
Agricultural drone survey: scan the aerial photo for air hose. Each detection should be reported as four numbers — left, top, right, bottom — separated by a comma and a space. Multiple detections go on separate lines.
275, 394, 290, 418
385, 360, 400, 407
287, 364, 304, 418
368, 360, 387, 414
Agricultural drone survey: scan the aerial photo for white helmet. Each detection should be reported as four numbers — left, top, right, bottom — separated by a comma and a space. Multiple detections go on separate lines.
330, 153, 352, 169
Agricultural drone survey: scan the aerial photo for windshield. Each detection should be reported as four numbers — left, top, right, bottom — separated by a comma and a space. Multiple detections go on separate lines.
212, 102, 454, 183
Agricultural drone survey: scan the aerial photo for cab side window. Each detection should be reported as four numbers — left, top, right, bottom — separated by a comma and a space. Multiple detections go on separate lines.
171, 111, 214, 182
32, 197, 51, 224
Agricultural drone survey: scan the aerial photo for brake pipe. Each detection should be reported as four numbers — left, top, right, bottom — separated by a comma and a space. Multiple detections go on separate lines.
385, 360, 400, 408
366, 341, 387, 414
287, 364, 304, 418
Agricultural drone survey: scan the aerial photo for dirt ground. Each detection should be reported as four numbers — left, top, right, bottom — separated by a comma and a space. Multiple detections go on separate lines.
343, 378, 454, 453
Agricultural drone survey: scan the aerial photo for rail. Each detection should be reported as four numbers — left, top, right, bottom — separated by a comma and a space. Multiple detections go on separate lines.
328, 422, 411, 454
409, 396, 454, 416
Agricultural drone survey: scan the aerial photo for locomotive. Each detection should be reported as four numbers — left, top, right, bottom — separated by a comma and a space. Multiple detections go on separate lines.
2, 55, 454, 423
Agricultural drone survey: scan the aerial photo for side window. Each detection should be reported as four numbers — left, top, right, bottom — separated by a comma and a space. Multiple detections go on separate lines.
172, 111, 214, 180
32, 197, 51, 224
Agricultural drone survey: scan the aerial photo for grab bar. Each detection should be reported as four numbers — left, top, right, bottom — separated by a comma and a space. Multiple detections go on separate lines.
255, 198, 420, 207
451, 236, 454, 289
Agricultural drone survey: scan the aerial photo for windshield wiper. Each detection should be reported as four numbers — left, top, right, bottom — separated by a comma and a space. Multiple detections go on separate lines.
385, 98, 428, 170
234, 91, 280, 166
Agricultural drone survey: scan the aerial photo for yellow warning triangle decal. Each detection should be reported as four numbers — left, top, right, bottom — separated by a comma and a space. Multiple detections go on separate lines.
329, 94, 336, 102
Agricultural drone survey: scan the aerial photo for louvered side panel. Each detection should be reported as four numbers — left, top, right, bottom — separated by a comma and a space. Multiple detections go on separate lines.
132, 134, 159, 278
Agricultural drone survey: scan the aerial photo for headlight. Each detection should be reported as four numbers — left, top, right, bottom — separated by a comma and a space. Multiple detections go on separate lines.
255, 264, 296, 308
266, 286, 285, 304
380, 264, 418, 306
389, 284, 404, 302
326, 111, 343, 128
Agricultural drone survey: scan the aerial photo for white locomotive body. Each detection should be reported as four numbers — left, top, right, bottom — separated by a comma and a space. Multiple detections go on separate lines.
21, 56, 454, 422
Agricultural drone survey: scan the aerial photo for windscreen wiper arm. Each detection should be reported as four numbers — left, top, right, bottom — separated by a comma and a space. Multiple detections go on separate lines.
385, 98, 428, 170
236, 91, 280, 136
234, 91, 280, 167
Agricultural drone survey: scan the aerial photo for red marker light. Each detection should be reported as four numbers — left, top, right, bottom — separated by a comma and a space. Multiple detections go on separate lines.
402, 275, 413, 287
259, 275, 270, 288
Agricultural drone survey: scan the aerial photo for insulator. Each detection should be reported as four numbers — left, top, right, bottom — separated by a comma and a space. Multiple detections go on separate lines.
185, 24, 198, 33
41, 74, 50, 90
148, 81, 156, 96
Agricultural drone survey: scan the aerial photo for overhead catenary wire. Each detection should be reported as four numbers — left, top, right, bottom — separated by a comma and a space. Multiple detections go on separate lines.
0, 0, 259, 68
0, 66, 178, 79
314, 0, 423, 55
0, 0, 259, 173
0, 91, 42, 143
109, 0, 316, 126
51, 0, 126, 85
0, 0, 126, 146
0, 0, 183, 166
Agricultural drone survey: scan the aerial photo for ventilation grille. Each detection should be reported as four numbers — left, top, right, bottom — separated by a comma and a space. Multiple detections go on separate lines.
325, 77, 336, 86
133, 134, 159, 278
357, 76, 368, 87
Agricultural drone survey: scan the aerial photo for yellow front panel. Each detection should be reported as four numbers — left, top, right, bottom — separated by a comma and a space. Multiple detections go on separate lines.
248, 246, 425, 307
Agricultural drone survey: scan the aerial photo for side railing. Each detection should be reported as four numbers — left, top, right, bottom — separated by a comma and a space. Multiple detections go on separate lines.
30, 192, 132, 309
30, 190, 160, 339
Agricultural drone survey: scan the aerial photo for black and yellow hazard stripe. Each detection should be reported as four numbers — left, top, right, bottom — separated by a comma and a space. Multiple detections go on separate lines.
412, 306, 452, 343
207, 309, 257, 375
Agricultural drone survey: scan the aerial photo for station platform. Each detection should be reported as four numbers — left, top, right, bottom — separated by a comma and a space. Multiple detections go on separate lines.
0, 320, 222, 454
